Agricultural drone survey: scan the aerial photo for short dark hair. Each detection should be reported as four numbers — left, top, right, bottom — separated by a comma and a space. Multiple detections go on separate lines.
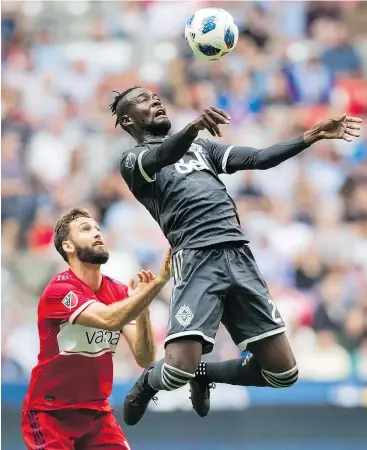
54, 207, 91, 263
109, 86, 141, 129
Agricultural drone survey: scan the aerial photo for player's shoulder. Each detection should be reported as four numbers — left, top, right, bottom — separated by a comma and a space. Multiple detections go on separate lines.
120, 143, 147, 172
194, 138, 214, 152
122, 143, 144, 156
195, 138, 229, 158
42, 270, 84, 298
195, 138, 210, 146
102, 275, 129, 300
121, 141, 152, 159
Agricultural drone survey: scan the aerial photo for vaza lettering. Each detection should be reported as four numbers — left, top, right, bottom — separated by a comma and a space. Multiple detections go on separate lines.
86, 329, 120, 346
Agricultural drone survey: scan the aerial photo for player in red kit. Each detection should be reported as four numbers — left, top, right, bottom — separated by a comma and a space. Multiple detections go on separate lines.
21, 207, 172, 449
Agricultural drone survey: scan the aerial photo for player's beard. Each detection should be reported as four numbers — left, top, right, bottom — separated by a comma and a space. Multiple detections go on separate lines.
144, 117, 171, 136
74, 243, 109, 265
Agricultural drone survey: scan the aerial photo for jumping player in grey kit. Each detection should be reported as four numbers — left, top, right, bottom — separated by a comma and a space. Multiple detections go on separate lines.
110, 87, 362, 425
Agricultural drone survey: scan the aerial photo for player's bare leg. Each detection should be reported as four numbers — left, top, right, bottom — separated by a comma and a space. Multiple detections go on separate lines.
248, 332, 297, 377
123, 338, 203, 426
192, 332, 298, 414
163, 339, 212, 417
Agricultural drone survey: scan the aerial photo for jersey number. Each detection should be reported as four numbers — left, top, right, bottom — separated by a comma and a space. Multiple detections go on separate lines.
268, 299, 282, 323
175, 148, 210, 174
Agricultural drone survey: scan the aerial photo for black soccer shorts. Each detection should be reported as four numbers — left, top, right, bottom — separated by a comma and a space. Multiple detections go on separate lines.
166, 243, 286, 354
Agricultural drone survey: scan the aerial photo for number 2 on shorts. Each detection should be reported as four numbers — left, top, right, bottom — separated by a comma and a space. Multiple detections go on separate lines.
268, 299, 282, 323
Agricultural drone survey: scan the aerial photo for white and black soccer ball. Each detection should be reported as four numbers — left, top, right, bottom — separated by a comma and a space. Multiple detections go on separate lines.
185, 8, 239, 61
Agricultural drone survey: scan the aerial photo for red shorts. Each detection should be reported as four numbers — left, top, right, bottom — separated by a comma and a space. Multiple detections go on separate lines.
21, 409, 131, 450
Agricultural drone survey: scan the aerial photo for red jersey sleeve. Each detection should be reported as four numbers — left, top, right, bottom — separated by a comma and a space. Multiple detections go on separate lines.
113, 281, 129, 301
41, 281, 97, 325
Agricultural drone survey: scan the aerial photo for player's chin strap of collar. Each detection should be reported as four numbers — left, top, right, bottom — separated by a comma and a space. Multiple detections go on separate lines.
261, 365, 298, 388
143, 135, 169, 144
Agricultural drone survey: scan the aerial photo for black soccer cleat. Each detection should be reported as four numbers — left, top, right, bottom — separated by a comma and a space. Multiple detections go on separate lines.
189, 379, 211, 417
123, 365, 158, 426
189, 362, 216, 417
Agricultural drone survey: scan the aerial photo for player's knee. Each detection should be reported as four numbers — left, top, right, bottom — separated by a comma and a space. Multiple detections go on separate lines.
261, 363, 298, 388
161, 341, 202, 391
165, 339, 202, 374
164, 355, 199, 375
284, 352, 297, 371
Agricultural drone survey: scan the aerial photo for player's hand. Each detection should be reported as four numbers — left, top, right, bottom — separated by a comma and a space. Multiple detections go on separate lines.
128, 270, 156, 295
317, 114, 362, 142
188, 107, 231, 138
157, 248, 172, 285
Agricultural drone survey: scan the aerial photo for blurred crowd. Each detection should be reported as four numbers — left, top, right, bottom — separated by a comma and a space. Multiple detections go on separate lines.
2, 1, 367, 386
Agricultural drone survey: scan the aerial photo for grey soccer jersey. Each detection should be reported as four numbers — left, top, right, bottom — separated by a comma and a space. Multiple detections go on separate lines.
120, 138, 247, 252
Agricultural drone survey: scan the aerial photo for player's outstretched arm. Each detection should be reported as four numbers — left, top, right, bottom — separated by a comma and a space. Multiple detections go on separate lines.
303, 113, 362, 143
123, 306, 156, 369
139, 108, 231, 175
221, 114, 362, 173
74, 250, 172, 331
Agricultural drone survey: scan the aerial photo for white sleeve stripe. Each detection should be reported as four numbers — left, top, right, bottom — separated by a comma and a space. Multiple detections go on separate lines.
69, 300, 97, 324
221, 145, 234, 174
138, 150, 156, 183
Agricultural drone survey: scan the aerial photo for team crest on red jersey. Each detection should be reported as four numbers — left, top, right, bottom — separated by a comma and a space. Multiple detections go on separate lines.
62, 291, 78, 309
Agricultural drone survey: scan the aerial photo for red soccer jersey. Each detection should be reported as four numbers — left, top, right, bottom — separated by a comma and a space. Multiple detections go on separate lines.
23, 269, 132, 412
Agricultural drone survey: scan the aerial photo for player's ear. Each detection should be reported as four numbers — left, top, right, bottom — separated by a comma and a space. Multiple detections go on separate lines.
62, 240, 74, 255
120, 114, 134, 127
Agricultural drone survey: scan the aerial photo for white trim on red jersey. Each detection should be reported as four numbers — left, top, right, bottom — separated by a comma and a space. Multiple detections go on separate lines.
69, 299, 97, 324
60, 348, 114, 358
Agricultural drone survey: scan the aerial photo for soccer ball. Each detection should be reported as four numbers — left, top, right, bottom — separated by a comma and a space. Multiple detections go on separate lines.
185, 8, 238, 61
